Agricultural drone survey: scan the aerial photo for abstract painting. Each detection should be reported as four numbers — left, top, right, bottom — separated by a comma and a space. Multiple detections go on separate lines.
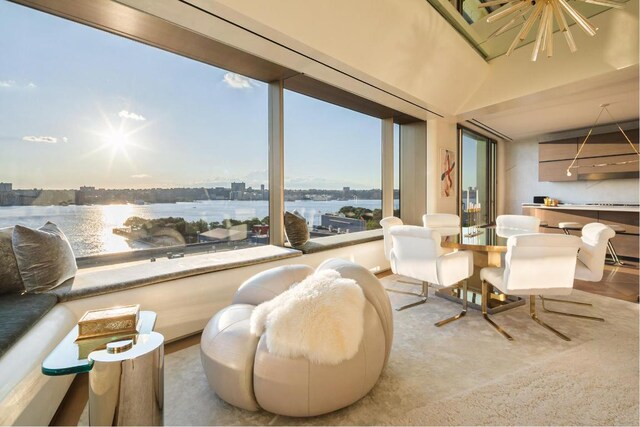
440, 148, 455, 198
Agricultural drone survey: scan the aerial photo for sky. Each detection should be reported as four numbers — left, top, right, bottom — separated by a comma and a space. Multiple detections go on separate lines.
0, 1, 396, 191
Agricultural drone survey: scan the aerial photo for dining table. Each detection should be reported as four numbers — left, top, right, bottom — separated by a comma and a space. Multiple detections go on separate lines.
437, 226, 526, 314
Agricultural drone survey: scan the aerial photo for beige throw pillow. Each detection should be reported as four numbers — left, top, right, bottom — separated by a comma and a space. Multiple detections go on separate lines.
284, 211, 310, 247
0, 227, 24, 294
12, 222, 78, 293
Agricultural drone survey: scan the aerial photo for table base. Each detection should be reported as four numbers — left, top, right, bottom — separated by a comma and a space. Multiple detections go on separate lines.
435, 283, 525, 315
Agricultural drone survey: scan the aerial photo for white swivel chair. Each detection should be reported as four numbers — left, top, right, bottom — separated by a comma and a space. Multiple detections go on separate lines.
389, 225, 473, 326
496, 214, 540, 233
480, 233, 590, 341
535, 222, 616, 320
575, 223, 616, 282
381, 216, 427, 308
422, 213, 461, 236
380, 216, 403, 265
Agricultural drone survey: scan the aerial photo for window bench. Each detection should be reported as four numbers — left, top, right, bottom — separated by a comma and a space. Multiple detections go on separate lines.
290, 229, 383, 254
52, 245, 302, 302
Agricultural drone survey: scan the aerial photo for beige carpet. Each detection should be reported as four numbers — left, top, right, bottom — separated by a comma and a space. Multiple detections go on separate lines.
79, 275, 640, 425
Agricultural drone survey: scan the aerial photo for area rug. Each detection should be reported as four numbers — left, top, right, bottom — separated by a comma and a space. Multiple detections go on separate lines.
79, 275, 640, 425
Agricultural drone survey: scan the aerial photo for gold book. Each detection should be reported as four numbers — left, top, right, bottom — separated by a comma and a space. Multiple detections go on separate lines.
76, 304, 140, 340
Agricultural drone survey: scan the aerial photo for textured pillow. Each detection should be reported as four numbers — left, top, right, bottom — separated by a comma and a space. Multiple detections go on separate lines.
284, 211, 309, 247
12, 222, 77, 293
0, 227, 24, 294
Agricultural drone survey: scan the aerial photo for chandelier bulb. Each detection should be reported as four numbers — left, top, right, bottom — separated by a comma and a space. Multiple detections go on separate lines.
566, 170, 572, 177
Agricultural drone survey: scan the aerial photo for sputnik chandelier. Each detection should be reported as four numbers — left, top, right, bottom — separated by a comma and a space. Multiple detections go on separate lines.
566, 104, 640, 177
480, 0, 626, 61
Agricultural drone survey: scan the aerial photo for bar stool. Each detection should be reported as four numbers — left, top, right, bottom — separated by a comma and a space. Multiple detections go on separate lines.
558, 222, 583, 235
605, 224, 625, 266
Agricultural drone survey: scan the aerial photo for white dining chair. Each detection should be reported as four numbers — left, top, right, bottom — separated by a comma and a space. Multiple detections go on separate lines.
380, 216, 403, 264
389, 225, 473, 325
496, 214, 540, 233
575, 223, 616, 282
381, 216, 428, 304
422, 213, 461, 236
479, 233, 598, 341
535, 222, 617, 319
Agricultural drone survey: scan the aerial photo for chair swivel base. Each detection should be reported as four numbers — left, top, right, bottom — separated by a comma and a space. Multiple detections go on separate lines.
434, 280, 468, 327
390, 281, 429, 311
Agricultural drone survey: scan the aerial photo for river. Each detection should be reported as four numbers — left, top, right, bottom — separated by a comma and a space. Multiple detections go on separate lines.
0, 199, 395, 257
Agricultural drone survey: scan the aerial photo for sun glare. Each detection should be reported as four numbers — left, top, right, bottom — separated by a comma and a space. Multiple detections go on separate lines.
105, 129, 129, 151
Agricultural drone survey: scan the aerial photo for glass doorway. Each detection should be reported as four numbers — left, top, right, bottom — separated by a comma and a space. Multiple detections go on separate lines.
458, 127, 496, 227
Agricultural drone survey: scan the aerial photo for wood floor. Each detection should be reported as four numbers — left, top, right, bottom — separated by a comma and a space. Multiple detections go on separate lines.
573, 259, 639, 303
49, 262, 638, 426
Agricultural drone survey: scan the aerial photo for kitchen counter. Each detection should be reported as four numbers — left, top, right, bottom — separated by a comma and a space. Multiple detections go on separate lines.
522, 203, 640, 213
522, 204, 639, 259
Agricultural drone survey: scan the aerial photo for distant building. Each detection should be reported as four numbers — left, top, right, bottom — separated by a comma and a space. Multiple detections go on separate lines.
320, 214, 365, 233
79, 186, 95, 191
343, 187, 350, 192
0, 182, 12, 192
231, 182, 246, 192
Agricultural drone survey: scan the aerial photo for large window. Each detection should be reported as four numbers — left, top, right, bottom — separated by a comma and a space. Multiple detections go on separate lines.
459, 127, 496, 227
283, 90, 382, 236
0, 2, 268, 261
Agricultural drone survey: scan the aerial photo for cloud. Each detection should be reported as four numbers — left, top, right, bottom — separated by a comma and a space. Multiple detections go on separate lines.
118, 110, 146, 121
0, 80, 37, 89
223, 72, 254, 89
131, 174, 151, 179
22, 135, 60, 144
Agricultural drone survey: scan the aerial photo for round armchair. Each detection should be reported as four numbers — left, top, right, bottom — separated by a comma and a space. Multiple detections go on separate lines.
200, 258, 393, 417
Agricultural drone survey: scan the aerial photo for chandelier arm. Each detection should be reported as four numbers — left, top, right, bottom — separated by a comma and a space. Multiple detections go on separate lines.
550, 1, 578, 52
557, 0, 597, 36
478, 0, 516, 8
487, 1, 530, 23
488, 9, 530, 39
546, 4, 554, 58
603, 107, 640, 155
584, 0, 624, 8
532, 4, 551, 61
506, 3, 544, 57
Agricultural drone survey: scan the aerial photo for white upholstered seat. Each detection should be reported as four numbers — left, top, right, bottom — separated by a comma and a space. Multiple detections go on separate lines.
496, 214, 540, 234
380, 216, 403, 269
479, 233, 589, 341
422, 213, 461, 236
389, 225, 473, 325
574, 222, 616, 282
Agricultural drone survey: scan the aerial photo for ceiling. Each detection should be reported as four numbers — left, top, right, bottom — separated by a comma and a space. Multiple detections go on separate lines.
463, 66, 639, 140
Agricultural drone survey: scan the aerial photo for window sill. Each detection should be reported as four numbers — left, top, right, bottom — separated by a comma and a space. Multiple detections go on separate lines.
288, 229, 383, 254
51, 245, 302, 302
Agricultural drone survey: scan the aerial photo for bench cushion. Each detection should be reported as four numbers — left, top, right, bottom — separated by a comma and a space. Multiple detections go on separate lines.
0, 292, 58, 358
0, 227, 23, 295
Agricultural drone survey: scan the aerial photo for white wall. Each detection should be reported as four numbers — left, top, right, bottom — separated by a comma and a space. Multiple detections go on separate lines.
204, 0, 489, 116
503, 138, 640, 214
426, 118, 459, 214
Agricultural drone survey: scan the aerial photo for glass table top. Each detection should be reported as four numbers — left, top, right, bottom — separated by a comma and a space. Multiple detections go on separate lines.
42, 311, 156, 376
441, 226, 526, 252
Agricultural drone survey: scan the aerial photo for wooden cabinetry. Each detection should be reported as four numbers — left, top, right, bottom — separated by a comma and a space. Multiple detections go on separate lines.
523, 207, 639, 259
538, 129, 639, 182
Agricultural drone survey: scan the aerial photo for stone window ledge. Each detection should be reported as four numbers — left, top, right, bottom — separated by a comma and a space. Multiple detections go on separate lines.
51, 245, 302, 302
288, 229, 383, 254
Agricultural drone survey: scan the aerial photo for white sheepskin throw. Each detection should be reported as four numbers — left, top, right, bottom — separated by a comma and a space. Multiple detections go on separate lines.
250, 269, 366, 365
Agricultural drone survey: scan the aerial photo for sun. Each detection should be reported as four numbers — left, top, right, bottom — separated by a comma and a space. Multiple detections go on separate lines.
104, 129, 130, 152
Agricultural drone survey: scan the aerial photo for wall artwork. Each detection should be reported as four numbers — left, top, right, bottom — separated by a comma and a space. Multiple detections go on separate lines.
440, 148, 456, 198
